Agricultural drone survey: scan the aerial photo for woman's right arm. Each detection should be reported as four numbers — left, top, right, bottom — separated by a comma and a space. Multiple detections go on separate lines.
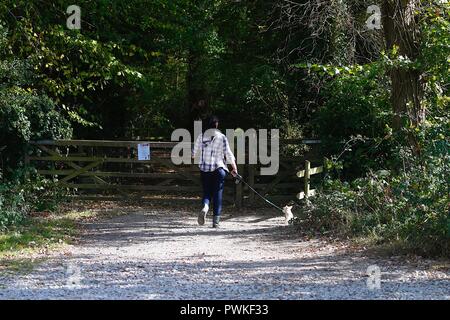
192, 134, 202, 159
223, 136, 238, 176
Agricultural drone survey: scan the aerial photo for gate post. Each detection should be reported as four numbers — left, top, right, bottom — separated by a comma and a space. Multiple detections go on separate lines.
24, 144, 30, 167
304, 160, 311, 198
248, 164, 255, 205
235, 164, 244, 209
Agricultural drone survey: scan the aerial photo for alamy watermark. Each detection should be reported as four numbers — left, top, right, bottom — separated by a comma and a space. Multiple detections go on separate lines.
171, 121, 279, 176
66, 5, 81, 30
66, 4, 381, 31
366, 5, 382, 30
66, 263, 82, 289
366, 265, 381, 290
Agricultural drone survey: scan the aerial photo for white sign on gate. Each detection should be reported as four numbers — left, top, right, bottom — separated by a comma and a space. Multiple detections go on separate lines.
138, 143, 151, 160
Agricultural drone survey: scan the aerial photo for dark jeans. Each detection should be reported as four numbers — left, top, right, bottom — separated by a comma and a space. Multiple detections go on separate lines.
201, 168, 227, 216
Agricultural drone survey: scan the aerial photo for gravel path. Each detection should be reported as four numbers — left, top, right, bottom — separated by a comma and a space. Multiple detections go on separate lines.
0, 208, 449, 300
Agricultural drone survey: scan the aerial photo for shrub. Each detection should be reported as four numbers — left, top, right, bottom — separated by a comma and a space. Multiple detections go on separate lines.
0, 182, 29, 229
0, 167, 68, 230
295, 128, 450, 257
312, 63, 393, 179
0, 24, 72, 175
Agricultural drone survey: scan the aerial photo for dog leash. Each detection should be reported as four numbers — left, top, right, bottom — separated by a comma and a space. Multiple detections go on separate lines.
233, 173, 285, 212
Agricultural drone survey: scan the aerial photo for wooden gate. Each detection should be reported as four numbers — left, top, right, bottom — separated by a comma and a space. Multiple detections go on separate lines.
26, 139, 322, 207
238, 139, 323, 206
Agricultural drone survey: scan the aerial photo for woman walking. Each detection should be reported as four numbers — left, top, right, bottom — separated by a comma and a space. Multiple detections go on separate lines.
192, 116, 238, 228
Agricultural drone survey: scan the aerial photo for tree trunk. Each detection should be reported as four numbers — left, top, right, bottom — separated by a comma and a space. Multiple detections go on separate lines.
381, 0, 425, 151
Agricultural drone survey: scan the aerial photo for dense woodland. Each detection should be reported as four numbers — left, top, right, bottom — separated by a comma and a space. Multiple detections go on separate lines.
0, 1, 448, 256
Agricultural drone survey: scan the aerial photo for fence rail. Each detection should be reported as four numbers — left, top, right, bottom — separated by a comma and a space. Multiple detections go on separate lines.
296, 160, 326, 200
27, 138, 323, 207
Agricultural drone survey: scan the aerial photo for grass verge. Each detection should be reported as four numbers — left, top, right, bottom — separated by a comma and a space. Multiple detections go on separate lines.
0, 205, 126, 274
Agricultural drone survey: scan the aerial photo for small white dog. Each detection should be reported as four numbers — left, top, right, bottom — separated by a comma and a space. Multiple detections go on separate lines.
282, 205, 294, 224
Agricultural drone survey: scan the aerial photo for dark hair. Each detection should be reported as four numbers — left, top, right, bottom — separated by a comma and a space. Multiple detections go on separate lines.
203, 115, 219, 133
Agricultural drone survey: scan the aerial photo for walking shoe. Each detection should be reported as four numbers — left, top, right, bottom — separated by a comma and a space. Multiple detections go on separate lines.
198, 204, 208, 226
212, 215, 220, 228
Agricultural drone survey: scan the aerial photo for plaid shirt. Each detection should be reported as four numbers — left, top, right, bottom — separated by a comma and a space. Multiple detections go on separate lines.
192, 130, 235, 172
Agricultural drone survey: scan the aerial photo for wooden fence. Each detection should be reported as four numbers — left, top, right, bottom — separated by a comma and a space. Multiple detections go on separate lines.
26, 138, 323, 207
296, 160, 325, 200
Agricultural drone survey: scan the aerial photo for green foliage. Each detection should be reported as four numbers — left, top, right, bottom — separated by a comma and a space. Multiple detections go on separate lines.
296, 119, 449, 257
292, 1, 449, 257
0, 91, 72, 142
419, 2, 450, 105
0, 217, 74, 254
0, 182, 28, 229
0, 24, 72, 171
0, 167, 67, 230
1, 24, 69, 229
1, 1, 293, 137
305, 62, 392, 177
